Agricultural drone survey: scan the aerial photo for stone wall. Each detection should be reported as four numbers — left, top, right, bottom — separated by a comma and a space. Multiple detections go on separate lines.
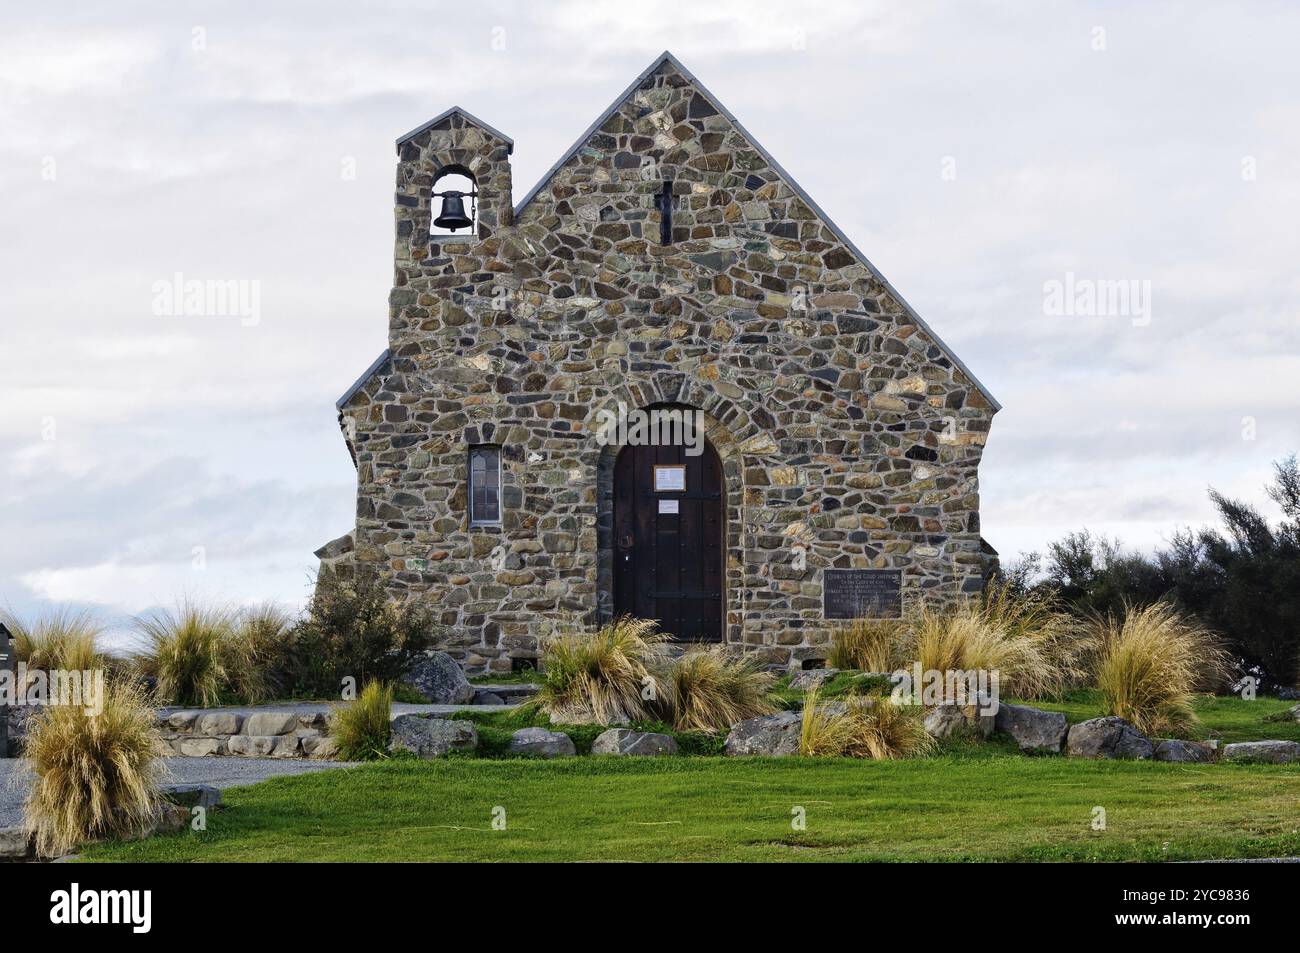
157, 709, 338, 759
327, 57, 998, 674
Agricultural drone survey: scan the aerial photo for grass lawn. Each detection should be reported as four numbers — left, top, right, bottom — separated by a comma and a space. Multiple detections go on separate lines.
78, 686, 1299, 863
81, 750, 1300, 863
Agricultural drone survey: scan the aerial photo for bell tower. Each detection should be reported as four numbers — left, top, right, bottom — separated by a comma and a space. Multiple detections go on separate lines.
389, 106, 514, 355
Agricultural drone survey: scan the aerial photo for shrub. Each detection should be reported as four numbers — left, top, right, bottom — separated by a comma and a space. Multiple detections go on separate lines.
798, 688, 933, 760
2, 607, 104, 671
133, 604, 237, 707
329, 680, 393, 760
534, 617, 667, 725
287, 571, 438, 698
1092, 601, 1227, 737
828, 619, 906, 672
905, 596, 1074, 701
661, 647, 775, 733
23, 682, 162, 857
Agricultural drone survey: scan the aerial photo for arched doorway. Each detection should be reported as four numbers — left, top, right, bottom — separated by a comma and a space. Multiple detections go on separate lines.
612, 438, 724, 642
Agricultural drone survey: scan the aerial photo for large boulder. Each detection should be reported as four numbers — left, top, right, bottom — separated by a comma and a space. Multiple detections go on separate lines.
244, 711, 299, 736
0, 827, 33, 860
724, 711, 802, 757
1276, 687, 1300, 701
591, 728, 678, 757
507, 727, 576, 758
1153, 739, 1216, 763
994, 703, 1068, 753
389, 715, 478, 758
1221, 740, 1300, 764
406, 652, 474, 705
161, 784, 223, 809
1066, 716, 1153, 759
923, 701, 996, 740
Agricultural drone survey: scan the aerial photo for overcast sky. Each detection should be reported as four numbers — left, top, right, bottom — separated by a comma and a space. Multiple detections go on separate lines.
3, 1, 1298, 648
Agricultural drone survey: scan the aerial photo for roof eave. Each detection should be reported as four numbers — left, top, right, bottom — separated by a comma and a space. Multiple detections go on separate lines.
396, 106, 514, 154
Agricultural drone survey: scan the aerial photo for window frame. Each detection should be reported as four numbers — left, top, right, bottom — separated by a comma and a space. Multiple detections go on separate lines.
468, 444, 503, 528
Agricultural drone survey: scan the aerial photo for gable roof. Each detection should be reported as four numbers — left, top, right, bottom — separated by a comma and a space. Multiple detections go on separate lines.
514, 51, 1000, 412
396, 106, 514, 154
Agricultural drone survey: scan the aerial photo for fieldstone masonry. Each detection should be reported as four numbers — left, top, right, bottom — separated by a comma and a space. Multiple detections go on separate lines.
319, 52, 1000, 674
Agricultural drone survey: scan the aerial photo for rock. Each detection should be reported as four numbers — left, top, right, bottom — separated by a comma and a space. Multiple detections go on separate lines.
924, 701, 996, 740
160, 784, 223, 809
196, 712, 243, 735
298, 711, 329, 729
1066, 717, 1153, 759
244, 711, 299, 736
591, 728, 678, 756
1221, 740, 1300, 764
724, 711, 802, 757
178, 737, 226, 757
1153, 739, 1215, 763
473, 690, 506, 706
165, 710, 201, 730
507, 727, 576, 758
389, 715, 479, 758
270, 736, 302, 758
994, 703, 1068, 753
151, 803, 191, 835
302, 734, 340, 759
0, 826, 33, 860
788, 668, 840, 692
406, 652, 474, 704
1283, 703, 1300, 722
1276, 687, 1300, 701
227, 735, 276, 757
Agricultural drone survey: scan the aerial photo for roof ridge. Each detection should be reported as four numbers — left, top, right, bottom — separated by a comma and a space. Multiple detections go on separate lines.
396, 105, 514, 154
510, 51, 1000, 411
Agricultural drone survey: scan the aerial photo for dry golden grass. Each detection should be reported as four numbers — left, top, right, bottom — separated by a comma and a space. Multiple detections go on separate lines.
133, 603, 237, 707
22, 681, 163, 857
2, 607, 104, 671
1092, 601, 1228, 737
534, 617, 669, 725
798, 688, 933, 760
827, 618, 907, 672
661, 646, 775, 733
329, 680, 393, 760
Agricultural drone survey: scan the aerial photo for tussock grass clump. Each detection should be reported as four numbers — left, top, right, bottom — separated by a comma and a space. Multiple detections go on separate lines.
227, 603, 295, 703
907, 591, 1081, 701
329, 680, 393, 760
23, 682, 162, 857
828, 619, 906, 672
1093, 601, 1227, 737
534, 617, 668, 725
133, 603, 236, 707
798, 688, 933, 760
662, 647, 775, 733
2, 607, 104, 671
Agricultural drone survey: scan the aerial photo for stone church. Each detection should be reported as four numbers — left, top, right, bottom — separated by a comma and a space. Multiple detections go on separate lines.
317, 52, 1000, 673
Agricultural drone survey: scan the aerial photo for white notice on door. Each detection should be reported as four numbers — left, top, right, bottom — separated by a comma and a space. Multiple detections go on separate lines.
658, 498, 679, 514
653, 464, 686, 492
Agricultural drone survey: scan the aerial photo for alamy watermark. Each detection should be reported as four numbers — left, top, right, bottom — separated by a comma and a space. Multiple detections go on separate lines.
594, 403, 705, 456
1043, 271, 1151, 327
152, 272, 261, 327
889, 664, 1000, 716
0, 665, 105, 716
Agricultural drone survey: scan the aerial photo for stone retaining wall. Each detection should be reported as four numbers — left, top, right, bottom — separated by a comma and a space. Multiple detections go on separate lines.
157, 709, 339, 760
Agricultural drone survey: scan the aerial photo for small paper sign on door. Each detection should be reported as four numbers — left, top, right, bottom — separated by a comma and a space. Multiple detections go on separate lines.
658, 499, 679, 515
653, 464, 686, 492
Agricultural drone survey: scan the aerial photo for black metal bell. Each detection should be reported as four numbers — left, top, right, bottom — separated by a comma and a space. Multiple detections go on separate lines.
434, 191, 473, 231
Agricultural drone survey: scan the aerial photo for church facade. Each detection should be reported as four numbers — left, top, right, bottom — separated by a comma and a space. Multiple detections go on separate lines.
317, 52, 1000, 673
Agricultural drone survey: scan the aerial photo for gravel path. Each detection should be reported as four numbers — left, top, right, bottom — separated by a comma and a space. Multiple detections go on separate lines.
0, 757, 353, 828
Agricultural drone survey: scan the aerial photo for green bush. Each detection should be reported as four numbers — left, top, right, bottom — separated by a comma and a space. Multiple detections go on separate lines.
286, 571, 439, 698
133, 603, 239, 707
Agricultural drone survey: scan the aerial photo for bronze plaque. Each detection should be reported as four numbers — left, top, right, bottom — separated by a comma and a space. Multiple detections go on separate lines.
823, 569, 902, 619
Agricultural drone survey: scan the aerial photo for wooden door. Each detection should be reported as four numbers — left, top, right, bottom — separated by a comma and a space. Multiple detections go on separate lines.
612, 440, 724, 641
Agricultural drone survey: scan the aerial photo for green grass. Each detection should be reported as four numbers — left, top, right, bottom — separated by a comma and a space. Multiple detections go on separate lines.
80, 753, 1300, 863
468, 671, 540, 685
1010, 690, 1300, 743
